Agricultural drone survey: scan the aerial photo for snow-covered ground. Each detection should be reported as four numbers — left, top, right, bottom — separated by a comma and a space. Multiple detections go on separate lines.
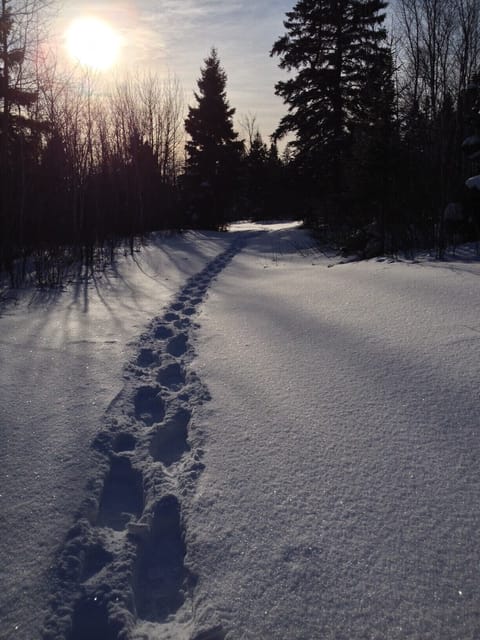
0, 231, 232, 639
1, 222, 480, 639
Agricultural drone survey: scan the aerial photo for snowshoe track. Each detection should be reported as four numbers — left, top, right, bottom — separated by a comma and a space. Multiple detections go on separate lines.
42, 239, 243, 640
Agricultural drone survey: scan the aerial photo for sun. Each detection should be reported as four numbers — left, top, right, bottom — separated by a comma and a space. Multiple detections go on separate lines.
66, 17, 121, 71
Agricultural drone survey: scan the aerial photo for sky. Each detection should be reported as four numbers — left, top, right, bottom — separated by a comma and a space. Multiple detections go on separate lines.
54, 1, 295, 142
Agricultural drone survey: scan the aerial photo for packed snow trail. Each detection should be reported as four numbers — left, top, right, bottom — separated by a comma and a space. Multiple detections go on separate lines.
0, 231, 233, 640
43, 238, 246, 640
188, 224, 480, 639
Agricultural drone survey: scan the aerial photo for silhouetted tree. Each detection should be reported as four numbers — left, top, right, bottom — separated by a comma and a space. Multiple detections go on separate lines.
393, 0, 480, 251
184, 48, 242, 229
271, 0, 388, 209
241, 125, 269, 218
0, 0, 45, 274
35, 68, 184, 270
346, 45, 400, 251
459, 72, 480, 241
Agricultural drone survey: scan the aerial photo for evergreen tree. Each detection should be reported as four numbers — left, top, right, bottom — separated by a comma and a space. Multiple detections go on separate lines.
242, 129, 269, 218
271, 0, 389, 206
347, 45, 399, 248
184, 48, 242, 229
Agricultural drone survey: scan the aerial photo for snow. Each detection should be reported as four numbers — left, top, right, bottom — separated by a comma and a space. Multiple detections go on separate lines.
465, 174, 480, 190
189, 229, 480, 639
0, 231, 232, 639
1, 223, 480, 639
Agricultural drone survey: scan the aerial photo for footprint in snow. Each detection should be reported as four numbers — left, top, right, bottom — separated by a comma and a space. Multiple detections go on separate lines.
150, 408, 191, 466
134, 386, 165, 425
80, 544, 113, 581
136, 347, 159, 368
174, 317, 191, 330
183, 307, 196, 316
68, 595, 118, 640
154, 324, 173, 340
167, 334, 188, 358
113, 432, 136, 453
133, 495, 191, 623
96, 456, 143, 531
157, 362, 186, 390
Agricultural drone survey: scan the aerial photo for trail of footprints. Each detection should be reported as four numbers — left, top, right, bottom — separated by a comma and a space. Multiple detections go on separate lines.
43, 241, 243, 640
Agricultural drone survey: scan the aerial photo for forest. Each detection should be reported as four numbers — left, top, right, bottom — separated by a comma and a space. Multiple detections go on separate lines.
1, 0, 480, 285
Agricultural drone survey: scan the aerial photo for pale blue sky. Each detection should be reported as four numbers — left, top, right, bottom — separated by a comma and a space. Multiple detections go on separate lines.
56, 1, 294, 140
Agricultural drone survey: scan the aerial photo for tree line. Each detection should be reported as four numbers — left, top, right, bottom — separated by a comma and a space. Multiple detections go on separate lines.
1, 0, 188, 284
271, 0, 480, 256
0, 2, 294, 286
1, 0, 480, 285
183, 0, 480, 256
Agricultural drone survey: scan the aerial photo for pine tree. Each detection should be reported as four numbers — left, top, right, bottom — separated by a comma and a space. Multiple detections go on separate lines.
242, 130, 268, 218
184, 48, 242, 229
347, 45, 399, 245
271, 0, 389, 202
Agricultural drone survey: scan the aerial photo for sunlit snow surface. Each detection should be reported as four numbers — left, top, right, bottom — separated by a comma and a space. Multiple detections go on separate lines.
0, 231, 232, 639
229, 219, 303, 232
191, 229, 480, 639
1, 223, 480, 639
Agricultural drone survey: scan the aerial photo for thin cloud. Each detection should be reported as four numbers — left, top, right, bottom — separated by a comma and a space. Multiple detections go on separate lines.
57, 0, 293, 139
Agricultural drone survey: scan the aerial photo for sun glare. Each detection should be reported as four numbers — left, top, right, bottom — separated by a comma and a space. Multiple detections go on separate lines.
66, 17, 121, 71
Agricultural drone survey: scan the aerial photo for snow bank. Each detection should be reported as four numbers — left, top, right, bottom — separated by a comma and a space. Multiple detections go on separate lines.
465, 175, 480, 190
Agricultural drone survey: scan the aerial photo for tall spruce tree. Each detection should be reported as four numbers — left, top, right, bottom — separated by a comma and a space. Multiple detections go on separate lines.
347, 45, 399, 245
184, 48, 242, 229
271, 0, 389, 212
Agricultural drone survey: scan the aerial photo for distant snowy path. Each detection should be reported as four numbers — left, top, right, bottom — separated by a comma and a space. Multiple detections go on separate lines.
189, 225, 480, 639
